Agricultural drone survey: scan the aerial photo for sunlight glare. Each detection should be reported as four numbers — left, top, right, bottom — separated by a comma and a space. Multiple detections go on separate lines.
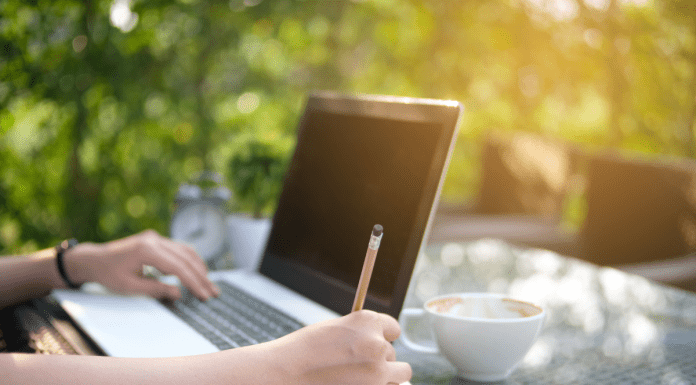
523, 337, 554, 367
524, 0, 578, 21
599, 268, 630, 308
467, 238, 509, 265
549, 0, 578, 21
584, 0, 609, 11
625, 312, 659, 355
509, 273, 555, 305
530, 250, 563, 276
110, 0, 138, 33
583, 29, 603, 49
440, 243, 465, 267
416, 271, 440, 302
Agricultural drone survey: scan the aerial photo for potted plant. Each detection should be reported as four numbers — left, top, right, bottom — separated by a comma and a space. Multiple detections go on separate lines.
226, 135, 291, 270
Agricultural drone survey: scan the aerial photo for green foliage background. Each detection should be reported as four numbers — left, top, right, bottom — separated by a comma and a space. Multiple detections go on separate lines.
1, 0, 695, 253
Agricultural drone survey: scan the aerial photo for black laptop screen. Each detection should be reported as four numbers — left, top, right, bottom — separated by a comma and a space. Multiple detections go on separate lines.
260, 94, 460, 317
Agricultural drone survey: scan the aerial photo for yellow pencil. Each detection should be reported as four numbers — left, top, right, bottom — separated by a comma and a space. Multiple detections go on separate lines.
352, 224, 383, 312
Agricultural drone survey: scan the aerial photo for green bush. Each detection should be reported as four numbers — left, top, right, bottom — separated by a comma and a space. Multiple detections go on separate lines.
227, 136, 291, 218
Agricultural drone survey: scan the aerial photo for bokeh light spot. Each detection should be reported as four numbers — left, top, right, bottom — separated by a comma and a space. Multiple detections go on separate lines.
72, 35, 88, 53
440, 243, 465, 267
237, 92, 259, 114
126, 195, 147, 218
144, 93, 167, 118
0, 219, 20, 247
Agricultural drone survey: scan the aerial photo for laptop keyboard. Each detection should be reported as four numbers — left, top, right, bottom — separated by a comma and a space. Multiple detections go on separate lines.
162, 281, 304, 350
0, 298, 103, 355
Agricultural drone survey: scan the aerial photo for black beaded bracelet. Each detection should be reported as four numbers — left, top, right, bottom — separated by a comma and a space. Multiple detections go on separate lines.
55, 238, 81, 289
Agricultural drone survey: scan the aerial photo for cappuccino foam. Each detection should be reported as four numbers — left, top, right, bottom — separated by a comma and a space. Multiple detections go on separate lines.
428, 297, 541, 319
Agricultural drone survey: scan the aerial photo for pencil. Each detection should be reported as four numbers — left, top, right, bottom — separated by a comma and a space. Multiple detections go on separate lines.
352, 224, 384, 312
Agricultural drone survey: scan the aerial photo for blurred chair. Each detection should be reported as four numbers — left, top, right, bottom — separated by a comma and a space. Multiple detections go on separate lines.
578, 151, 696, 290
429, 132, 580, 255
475, 132, 572, 221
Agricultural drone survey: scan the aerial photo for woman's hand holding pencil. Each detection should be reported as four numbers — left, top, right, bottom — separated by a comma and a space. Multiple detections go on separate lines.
263, 308, 412, 385
221, 224, 411, 385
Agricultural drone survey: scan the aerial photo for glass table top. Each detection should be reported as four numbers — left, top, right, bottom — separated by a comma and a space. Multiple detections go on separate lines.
396, 239, 696, 384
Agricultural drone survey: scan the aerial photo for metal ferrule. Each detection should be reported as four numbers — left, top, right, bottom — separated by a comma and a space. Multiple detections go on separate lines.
368, 234, 383, 250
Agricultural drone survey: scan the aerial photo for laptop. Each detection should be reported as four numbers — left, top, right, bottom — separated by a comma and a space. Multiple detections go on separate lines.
52, 92, 462, 358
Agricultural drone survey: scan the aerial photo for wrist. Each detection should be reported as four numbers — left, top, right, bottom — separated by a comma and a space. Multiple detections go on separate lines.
62, 242, 102, 286
55, 239, 82, 288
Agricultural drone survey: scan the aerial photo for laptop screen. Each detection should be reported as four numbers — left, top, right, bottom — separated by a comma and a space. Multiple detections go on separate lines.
260, 93, 461, 318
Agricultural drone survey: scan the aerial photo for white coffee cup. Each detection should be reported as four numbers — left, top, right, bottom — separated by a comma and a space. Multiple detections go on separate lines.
399, 293, 545, 382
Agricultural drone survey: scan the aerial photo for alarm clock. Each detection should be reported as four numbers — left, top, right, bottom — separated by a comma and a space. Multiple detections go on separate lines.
170, 172, 232, 269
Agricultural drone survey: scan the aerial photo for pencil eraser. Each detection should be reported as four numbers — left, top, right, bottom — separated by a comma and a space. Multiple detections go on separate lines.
372, 224, 383, 237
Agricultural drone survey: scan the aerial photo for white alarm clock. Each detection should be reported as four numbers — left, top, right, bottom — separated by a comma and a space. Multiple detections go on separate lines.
170, 172, 232, 269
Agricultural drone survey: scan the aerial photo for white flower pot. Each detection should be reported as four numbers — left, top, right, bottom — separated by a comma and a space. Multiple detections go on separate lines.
226, 215, 271, 271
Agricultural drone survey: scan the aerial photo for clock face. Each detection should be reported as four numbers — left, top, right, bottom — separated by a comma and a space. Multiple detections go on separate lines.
170, 202, 228, 262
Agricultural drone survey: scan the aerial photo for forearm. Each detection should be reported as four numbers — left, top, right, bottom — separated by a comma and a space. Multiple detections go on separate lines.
0, 243, 105, 309
0, 310, 411, 385
0, 346, 282, 385
1, 354, 193, 385
0, 248, 66, 309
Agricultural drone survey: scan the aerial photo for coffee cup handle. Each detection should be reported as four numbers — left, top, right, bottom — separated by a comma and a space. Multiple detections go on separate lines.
398, 308, 439, 354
